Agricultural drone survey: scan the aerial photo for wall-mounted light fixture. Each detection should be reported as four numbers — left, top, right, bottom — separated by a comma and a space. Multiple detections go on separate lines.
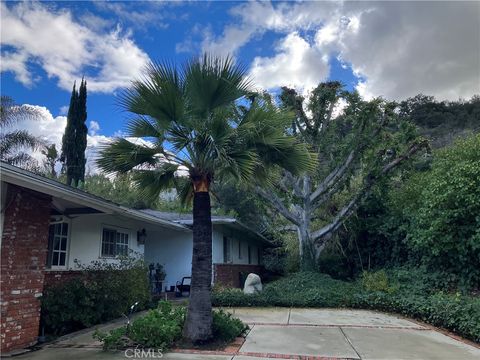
137, 228, 147, 245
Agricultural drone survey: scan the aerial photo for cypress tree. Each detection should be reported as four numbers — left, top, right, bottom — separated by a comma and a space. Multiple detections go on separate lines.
61, 78, 88, 186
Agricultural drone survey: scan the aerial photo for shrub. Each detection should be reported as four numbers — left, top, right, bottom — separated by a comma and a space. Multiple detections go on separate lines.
212, 271, 480, 342
94, 301, 248, 351
406, 134, 480, 289
129, 302, 186, 350
93, 327, 128, 351
42, 256, 150, 335
212, 309, 249, 342
361, 270, 396, 293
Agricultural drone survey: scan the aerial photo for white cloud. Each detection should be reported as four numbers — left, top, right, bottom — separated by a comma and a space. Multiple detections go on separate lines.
335, 2, 480, 101
201, 1, 480, 101
249, 32, 329, 93
93, 2, 169, 31
89, 121, 100, 136
59, 105, 69, 116
0, 2, 150, 93
201, 1, 336, 58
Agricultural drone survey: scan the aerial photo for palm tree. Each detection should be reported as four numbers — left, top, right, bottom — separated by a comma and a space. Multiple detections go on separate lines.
0, 96, 45, 168
96, 55, 314, 342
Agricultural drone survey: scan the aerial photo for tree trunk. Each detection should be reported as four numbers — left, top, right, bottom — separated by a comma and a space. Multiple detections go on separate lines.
298, 175, 317, 270
183, 190, 213, 342
297, 225, 316, 271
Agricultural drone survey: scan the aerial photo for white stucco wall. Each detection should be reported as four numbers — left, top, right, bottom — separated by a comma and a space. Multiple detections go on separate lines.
53, 214, 145, 270
144, 225, 264, 289
144, 228, 192, 291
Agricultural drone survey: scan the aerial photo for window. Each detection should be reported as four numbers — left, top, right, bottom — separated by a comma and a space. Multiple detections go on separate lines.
102, 228, 129, 257
238, 240, 242, 259
223, 236, 231, 263
257, 247, 262, 265
47, 221, 69, 268
248, 245, 252, 265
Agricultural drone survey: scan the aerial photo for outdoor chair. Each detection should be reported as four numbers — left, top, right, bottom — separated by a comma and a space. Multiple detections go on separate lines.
176, 276, 191, 297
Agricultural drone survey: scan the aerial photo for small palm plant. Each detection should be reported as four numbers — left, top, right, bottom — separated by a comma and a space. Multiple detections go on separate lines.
97, 55, 314, 342
0, 96, 45, 168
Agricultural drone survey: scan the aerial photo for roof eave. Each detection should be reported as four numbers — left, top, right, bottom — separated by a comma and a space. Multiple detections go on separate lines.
0, 163, 190, 232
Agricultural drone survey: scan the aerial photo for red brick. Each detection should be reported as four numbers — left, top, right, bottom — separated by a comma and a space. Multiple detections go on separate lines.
0, 185, 51, 354
213, 263, 265, 288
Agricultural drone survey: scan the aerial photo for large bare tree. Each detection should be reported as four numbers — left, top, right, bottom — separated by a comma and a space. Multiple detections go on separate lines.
256, 83, 428, 269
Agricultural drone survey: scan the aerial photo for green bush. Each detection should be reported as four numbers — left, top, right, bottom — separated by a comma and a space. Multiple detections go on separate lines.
42, 256, 150, 335
212, 271, 480, 342
361, 270, 396, 293
406, 134, 480, 289
94, 301, 247, 351
212, 309, 249, 342
93, 327, 128, 351
327, 134, 480, 290
129, 302, 186, 350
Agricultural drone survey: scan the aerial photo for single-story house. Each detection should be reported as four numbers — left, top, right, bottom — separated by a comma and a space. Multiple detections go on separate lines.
141, 210, 270, 291
0, 162, 269, 354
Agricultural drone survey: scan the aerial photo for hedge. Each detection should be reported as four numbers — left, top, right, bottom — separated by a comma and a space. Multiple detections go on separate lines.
212, 271, 480, 343
41, 257, 150, 335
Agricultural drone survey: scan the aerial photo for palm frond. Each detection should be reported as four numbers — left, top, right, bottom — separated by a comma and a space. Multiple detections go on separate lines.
132, 163, 178, 199
184, 54, 251, 116
3, 152, 39, 169
96, 138, 160, 173
175, 176, 194, 206
119, 61, 185, 127
125, 116, 164, 139
0, 96, 43, 127
0, 130, 45, 157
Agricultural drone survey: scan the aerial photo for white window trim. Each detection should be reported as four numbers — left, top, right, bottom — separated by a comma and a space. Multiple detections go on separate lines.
100, 224, 131, 259
47, 216, 71, 270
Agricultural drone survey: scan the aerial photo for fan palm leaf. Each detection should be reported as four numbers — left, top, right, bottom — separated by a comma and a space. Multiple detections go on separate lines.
0, 97, 46, 168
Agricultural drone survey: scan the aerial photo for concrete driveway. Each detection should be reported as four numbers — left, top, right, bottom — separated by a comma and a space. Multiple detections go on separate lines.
12, 308, 480, 360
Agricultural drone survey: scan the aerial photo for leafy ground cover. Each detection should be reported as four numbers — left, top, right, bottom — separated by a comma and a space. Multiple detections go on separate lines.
93, 301, 248, 351
212, 270, 480, 343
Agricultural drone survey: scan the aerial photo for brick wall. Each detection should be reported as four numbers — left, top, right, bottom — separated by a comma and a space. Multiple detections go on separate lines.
1, 185, 51, 354
213, 263, 265, 288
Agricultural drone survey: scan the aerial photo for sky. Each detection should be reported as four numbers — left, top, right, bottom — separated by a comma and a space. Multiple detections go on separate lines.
1, 1, 479, 173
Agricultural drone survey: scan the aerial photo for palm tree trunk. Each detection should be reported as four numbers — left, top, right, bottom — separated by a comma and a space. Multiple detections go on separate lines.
183, 190, 213, 342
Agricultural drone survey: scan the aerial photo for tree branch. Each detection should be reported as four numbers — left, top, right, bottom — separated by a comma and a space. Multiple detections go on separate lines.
255, 186, 301, 226
310, 112, 388, 207
311, 140, 426, 244
282, 170, 304, 198
310, 150, 355, 205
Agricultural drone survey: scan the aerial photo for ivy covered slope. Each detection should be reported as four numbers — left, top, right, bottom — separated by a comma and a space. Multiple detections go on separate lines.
212, 270, 480, 343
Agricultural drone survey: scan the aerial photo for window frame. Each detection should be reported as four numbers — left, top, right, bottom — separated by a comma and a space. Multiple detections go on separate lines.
223, 236, 232, 263
101, 225, 130, 258
47, 217, 70, 270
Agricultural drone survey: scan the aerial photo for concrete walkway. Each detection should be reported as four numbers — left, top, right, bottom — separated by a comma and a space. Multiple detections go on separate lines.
11, 308, 480, 360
